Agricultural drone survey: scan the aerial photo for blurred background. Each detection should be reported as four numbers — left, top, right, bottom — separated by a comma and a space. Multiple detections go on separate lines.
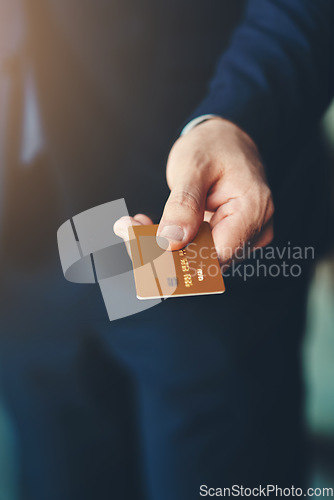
0, 1, 333, 499
301, 102, 334, 491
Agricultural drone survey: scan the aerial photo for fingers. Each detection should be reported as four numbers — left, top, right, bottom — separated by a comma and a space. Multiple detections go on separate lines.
113, 214, 153, 241
113, 214, 153, 261
210, 198, 274, 266
133, 213, 153, 225
113, 216, 140, 241
157, 181, 208, 250
211, 215, 248, 266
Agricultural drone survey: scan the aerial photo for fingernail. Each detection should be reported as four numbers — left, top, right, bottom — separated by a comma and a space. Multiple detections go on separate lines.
159, 225, 185, 242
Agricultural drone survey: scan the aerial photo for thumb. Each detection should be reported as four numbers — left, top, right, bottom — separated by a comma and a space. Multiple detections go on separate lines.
157, 181, 207, 250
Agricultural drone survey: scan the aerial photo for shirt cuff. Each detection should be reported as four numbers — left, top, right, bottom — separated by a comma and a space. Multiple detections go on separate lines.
180, 114, 219, 136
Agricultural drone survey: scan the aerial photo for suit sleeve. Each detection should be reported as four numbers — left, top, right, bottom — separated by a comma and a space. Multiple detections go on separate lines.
189, 0, 334, 158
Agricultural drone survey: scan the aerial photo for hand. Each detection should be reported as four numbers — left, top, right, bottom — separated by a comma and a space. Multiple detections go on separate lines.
156, 117, 274, 265
114, 118, 274, 267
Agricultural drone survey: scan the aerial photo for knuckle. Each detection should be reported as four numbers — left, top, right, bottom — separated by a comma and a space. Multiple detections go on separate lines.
169, 188, 202, 214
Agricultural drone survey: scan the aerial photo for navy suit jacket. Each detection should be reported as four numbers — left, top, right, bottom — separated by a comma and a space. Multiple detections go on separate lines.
188, 0, 334, 252
191, 0, 334, 163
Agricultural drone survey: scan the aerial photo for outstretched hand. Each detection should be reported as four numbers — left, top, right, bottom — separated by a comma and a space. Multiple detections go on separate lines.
114, 118, 274, 267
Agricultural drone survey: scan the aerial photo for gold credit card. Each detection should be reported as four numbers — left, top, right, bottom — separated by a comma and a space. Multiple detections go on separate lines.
128, 222, 225, 300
